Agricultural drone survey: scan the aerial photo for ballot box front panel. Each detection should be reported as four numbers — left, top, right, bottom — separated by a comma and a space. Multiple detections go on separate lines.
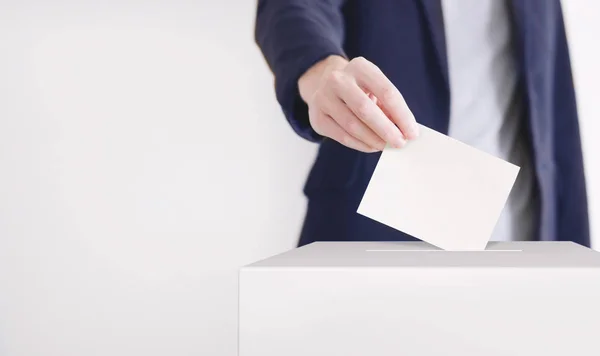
239, 255, 600, 356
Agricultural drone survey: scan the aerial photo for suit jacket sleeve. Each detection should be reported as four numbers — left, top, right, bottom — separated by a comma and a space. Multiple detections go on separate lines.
553, 3, 591, 247
254, 0, 347, 142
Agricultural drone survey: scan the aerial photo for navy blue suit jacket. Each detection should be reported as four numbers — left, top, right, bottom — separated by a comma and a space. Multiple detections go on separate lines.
255, 0, 590, 248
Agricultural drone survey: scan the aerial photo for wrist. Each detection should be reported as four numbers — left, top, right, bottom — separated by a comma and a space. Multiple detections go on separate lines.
298, 54, 348, 104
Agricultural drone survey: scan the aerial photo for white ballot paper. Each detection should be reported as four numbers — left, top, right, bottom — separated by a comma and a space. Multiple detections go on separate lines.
357, 124, 519, 251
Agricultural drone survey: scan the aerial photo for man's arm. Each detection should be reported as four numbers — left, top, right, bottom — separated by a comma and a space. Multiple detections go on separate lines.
255, 1, 418, 151
254, 0, 348, 142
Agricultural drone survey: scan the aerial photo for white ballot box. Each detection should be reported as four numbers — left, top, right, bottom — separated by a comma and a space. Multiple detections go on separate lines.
239, 241, 600, 356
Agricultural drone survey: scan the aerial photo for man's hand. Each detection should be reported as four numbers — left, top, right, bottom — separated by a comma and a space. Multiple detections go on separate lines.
298, 55, 419, 152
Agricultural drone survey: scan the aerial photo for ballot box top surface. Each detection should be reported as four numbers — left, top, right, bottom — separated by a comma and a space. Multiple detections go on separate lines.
244, 242, 600, 269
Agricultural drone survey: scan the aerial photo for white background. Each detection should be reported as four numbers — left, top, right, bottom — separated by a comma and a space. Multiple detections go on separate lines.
0, 1, 597, 355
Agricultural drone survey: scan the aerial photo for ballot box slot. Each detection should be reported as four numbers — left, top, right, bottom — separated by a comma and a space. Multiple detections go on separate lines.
365, 249, 523, 252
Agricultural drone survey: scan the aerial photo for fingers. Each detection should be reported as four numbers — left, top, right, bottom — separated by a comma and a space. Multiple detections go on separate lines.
305, 56, 418, 152
347, 57, 419, 140
319, 91, 386, 150
313, 112, 378, 153
335, 78, 407, 148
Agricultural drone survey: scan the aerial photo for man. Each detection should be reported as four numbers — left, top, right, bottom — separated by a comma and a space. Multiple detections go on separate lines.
254, 0, 590, 248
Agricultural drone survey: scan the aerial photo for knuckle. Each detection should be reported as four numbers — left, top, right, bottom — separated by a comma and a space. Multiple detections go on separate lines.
351, 56, 368, 67
326, 69, 345, 87
355, 99, 372, 118
380, 85, 397, 104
